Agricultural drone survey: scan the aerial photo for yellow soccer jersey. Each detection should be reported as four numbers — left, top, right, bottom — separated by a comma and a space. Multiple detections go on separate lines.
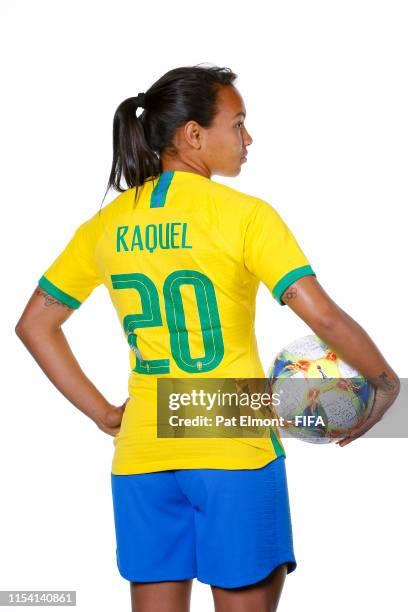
38, 170, 316, 474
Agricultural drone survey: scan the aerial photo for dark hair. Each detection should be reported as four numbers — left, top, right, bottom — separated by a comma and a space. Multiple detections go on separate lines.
101, 63, 238, 206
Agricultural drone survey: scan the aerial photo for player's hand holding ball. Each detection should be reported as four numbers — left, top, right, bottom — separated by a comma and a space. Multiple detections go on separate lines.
336, 385, 399, 446
96, 397, 130, 437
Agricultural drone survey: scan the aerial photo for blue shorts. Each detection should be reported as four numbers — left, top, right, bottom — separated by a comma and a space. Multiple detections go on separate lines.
110, 456, 297, 589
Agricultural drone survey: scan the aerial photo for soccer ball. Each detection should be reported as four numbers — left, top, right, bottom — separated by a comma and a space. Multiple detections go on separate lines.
267, 334, 375, 444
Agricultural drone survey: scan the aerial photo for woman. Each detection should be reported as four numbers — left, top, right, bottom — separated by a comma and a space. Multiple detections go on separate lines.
15, 64, 400, 612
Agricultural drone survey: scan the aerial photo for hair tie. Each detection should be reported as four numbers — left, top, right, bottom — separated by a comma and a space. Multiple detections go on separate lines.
135, 92, 146, 109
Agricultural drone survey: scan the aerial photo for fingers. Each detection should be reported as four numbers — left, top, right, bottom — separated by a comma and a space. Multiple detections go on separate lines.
335, 407, 386, 447
97, 423, 120, 437
97, 398, 129, 436
336, 437, 352, 447
335, 423, 374, 446
106, 421, 122, 436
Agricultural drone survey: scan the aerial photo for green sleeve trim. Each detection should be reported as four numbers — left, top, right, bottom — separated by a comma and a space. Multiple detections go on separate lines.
38, 275, 82, 309
272, 264, 316, 305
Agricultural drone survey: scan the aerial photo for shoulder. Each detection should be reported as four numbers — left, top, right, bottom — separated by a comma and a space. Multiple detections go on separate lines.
78, 189, 136, 236
205, 178, 272, 220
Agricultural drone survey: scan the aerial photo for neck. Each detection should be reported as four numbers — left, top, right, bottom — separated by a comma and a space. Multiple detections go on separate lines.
160, 158, 211, 179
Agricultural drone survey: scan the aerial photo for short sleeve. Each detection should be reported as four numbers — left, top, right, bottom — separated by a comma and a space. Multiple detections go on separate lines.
243, 199, 316, 305
38, 216, 103, 309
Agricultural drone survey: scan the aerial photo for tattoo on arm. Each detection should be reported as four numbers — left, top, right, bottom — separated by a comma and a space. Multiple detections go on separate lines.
373, 371, 400, 393
282, 286, 297, 301
35, 288, 74, 311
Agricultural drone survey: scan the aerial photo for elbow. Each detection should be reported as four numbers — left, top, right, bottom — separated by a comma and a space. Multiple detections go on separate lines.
15, 317, 24, 337
15, 314, 36, 342
15, 317, 60, 342
390, 376, 401, 398
15, 320, 29, 342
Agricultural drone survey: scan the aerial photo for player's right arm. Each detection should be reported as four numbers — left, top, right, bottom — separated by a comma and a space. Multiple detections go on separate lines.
280, 275, 401, 446
15, 285, 127, 437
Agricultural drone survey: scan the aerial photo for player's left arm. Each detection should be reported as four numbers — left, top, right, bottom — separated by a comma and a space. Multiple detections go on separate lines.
281, 275, 401, 446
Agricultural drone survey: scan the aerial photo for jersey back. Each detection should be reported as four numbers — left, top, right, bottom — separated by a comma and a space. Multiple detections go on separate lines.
38, 170, 316, 474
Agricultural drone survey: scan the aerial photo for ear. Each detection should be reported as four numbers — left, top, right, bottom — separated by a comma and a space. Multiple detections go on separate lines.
183, 120, 203, 150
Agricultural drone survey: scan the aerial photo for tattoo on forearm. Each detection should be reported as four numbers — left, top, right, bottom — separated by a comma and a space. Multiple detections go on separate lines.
374, 371, 399, 393
283, 286, 297, 301
35, 288, 73, 310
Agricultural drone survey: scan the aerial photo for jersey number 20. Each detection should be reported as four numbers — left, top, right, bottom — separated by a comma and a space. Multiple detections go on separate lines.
111, 270, 224, 374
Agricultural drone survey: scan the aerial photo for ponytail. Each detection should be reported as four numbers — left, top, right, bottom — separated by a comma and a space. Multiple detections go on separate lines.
102, 94, 160, 206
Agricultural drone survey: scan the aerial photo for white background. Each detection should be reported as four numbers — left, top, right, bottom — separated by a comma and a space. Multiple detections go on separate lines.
1, 1, 407, 610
